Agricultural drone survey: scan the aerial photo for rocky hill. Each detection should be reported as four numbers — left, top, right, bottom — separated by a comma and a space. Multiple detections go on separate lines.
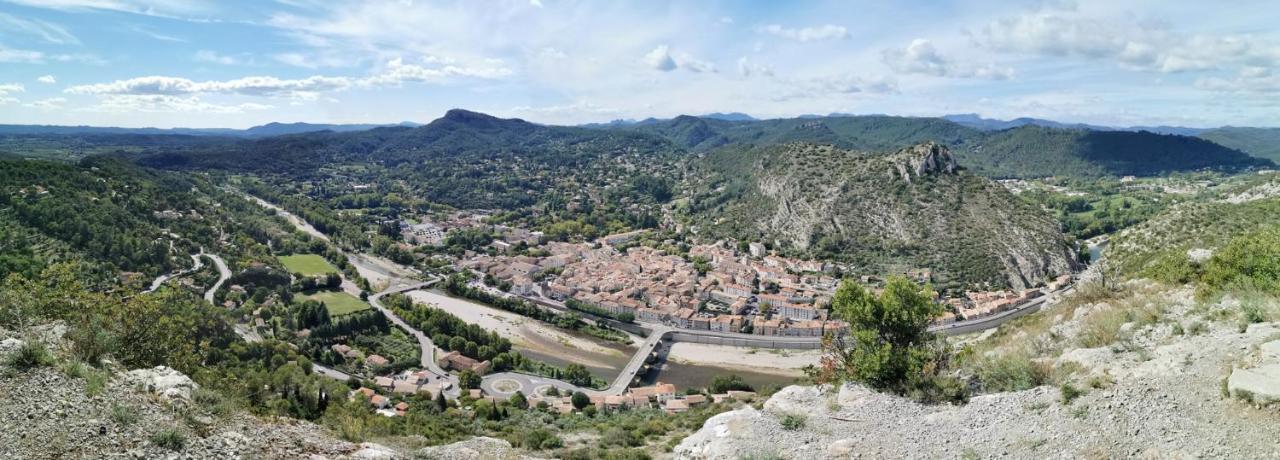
681, 142, 1078, 291
675, 281, 1280, 459
0, 323, 402, 459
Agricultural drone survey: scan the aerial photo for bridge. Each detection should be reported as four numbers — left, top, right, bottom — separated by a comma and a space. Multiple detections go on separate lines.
603, 326, 672, 395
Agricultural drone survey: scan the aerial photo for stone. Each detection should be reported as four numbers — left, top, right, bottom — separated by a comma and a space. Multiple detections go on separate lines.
828, 439, 857, 457
124, 366, 199, 401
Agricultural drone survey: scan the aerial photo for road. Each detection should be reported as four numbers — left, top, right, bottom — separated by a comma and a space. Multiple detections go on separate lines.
367, 280, 449, 377
603, 326, 670, 395
144, 254, 204, 293
203, 252, 231, 304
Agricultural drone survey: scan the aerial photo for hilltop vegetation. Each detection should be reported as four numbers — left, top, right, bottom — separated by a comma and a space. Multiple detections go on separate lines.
1198, 127, 1280, 163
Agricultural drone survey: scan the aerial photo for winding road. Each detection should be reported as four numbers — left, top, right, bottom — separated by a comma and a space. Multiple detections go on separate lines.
203, 252, 231, 304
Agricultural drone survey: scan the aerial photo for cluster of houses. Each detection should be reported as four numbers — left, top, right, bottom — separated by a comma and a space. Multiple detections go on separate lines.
437, 350, 492, 375
330, 344, 391, 368
465, 237, 853, 336
353, 368, 457, 416
938, 274, 1070, 324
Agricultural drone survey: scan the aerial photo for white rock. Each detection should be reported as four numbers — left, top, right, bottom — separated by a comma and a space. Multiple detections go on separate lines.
827, 438, 857, 457
763, 385, 827, 415
1186, 248, 1213, 264
124, 366, 198, 401
0, 338, 23, 355
673, 406, 769, 459
350, 442, 397, 459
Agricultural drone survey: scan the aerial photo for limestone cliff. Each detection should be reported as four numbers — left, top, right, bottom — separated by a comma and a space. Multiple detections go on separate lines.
684, 142, 1078, 290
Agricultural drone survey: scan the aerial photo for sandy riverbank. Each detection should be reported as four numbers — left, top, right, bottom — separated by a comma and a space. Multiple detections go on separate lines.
664, 342, 822, 377
404, 290, 633, 368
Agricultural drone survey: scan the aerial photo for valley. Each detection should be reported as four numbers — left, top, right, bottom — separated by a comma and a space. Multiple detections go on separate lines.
1, 109, 1278, 459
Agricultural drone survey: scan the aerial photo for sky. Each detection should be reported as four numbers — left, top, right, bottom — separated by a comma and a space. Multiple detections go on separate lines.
0, 0, 1278, 129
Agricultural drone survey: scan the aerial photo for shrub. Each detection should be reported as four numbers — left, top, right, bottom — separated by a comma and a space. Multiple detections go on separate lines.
1188, 322, 1208, 336
150, 429, 186, 451
779, 414, 806, 431
85, 370, 108, 396
708, 374, 754, 394
1199, 227, 1280, 298
1059, 383, 1085, 405
1078, 308, 1128, 348
974, 352, 1055, 392
7, 341, 53, 371
111, 404, 138, 426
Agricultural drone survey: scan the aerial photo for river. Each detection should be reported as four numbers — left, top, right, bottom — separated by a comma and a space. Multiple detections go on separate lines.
404, 289, 807, 391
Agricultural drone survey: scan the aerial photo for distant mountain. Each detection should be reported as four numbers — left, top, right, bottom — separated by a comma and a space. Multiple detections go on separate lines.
241, 121, 421, 137
1197, 127, 1280, 163
942, 114, 1113, 131
699, 112, 756, 122
681, 142, 1078, 291
941, 114, 1207, 136
134, 108, 683, 210
0, 121, 420, 138
958, 125, 1268, 178
622, 114, 1269, 178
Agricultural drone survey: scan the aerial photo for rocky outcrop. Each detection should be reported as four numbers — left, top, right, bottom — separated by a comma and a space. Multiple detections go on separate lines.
693, 142, 1077, 290
674, 288, 1280, 459
416, 437, 548, 460
124, 366, 199, 402
898, 142, 959, 181
1228, 339, 1280, 404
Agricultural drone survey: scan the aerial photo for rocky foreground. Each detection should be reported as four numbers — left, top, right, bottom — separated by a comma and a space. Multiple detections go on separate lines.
675, 286, 1280, 459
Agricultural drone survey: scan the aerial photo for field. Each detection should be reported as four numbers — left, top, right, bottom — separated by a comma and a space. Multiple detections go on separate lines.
277, 254, 339, 276
302, 290, 370, 317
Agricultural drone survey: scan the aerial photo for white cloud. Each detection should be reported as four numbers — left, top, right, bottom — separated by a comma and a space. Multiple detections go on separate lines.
757, 24, 848, 42
36, 75, 56, 84
719, 16, 733, 24
65, 57, 511, 99
131, 26, 186, 43
194, 50, 240, 65
66, 74, 352, 97
82, 95, 272, 114
0, 44, 103, 64
509, 100, 620, 117
644, 45, 677, 71
24, 97, 65, 109
272, 52, 354, 69
643, 45, 715, 73
0, 12, 79, 44
529, 0, 542, 7
882, 39, 1013, 80
1196, 66, 1280, 94
0, 45, 45, 63
0, 83, 23, 105
1, 0, 217, 20
772, 74, 897, 101
978, 8, 1280, 74
736, 56, 773, 78
362, 57, 512, 85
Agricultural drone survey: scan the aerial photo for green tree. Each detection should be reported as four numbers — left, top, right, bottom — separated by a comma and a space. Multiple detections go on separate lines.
458, 369, 482, 390
571, 391, 590, 410
509, 391, 528, 409
817, 276, 963, 402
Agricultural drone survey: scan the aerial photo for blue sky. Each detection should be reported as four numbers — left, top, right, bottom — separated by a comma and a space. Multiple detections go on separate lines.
0, 0, 1277, 128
